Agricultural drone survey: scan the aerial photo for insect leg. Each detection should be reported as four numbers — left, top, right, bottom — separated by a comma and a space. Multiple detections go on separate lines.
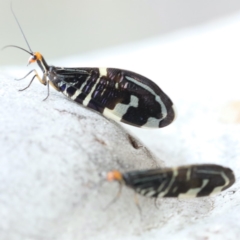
134, 192, 142, 219
42, 80, 50, 101
17, 69, 47, 91
104, 182, 123, 210
18, 74, 37, 91
154, 198, 160, 209
15, 69, 35, 81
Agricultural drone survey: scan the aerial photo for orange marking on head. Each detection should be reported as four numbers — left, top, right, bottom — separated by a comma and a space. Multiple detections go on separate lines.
28, 52, 43, 64
34, 52, 42, 61
107, 170, 123, 182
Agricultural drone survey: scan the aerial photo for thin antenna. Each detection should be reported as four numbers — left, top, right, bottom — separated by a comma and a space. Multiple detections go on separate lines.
2, 45, 33, 55
10, 3, 33, 53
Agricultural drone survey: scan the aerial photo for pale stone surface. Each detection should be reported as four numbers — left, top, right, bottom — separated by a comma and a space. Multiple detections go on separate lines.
0, 70, 163, 240
0, 10, 240, 240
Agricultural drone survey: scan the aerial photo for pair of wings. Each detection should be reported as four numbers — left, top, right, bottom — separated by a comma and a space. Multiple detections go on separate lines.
53, 71, 235, 198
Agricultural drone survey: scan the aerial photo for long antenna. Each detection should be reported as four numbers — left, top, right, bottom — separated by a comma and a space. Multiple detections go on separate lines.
2, 45, 33, 55
10, 3, 33, 53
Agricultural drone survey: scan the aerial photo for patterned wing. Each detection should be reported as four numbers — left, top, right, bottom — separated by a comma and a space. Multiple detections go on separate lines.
52, 67, 175, 128
122, 164, 235, 198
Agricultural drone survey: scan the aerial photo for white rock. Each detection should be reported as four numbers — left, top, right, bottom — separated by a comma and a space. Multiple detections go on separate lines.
0, 70, 163, 240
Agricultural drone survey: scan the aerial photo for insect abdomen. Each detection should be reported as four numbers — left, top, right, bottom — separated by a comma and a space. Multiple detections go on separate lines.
52, 67, 175, 128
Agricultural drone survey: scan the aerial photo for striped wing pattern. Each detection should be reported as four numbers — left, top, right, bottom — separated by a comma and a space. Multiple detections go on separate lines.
122, 164, 235, 198
49, 67, 175, 128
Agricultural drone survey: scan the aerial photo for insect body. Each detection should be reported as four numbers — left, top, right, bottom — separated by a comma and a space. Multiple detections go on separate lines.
107, 164, 235, 198
30, 57, 175, 128
5, 7, 175, 128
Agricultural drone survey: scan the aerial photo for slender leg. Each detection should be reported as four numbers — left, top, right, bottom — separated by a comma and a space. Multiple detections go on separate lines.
104, 182, 123, 210
154, 197, 159, 209
18, 75, 36, 91
17, 70, 50, 100
16, 69, 46, 85
42, 81, 50, 101
15, 69, 35, 81
134, 193, 143, 220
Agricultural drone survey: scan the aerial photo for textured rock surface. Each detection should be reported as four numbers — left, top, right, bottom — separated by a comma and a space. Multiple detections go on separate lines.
0, 70, 164, 240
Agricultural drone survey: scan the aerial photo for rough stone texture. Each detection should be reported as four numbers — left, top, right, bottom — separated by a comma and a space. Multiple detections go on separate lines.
0, 70, 163, 240
0, 11, 240, 240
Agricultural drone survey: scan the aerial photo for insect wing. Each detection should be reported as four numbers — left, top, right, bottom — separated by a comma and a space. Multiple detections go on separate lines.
122, 164, 235, 198
53, 67, 175, 128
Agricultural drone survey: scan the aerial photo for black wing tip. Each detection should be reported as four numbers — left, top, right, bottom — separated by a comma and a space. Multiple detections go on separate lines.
222, 166, 236, 190
159, 104, 176, 128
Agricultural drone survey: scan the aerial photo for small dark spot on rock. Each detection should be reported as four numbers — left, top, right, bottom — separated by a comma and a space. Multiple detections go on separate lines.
128, 134, 142, 149
95, 137, 106, 146
54, 108, 86, 120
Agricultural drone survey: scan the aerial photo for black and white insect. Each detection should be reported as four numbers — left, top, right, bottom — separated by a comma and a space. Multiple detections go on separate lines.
107, 164, 235, 199
4, 7, 175, 128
